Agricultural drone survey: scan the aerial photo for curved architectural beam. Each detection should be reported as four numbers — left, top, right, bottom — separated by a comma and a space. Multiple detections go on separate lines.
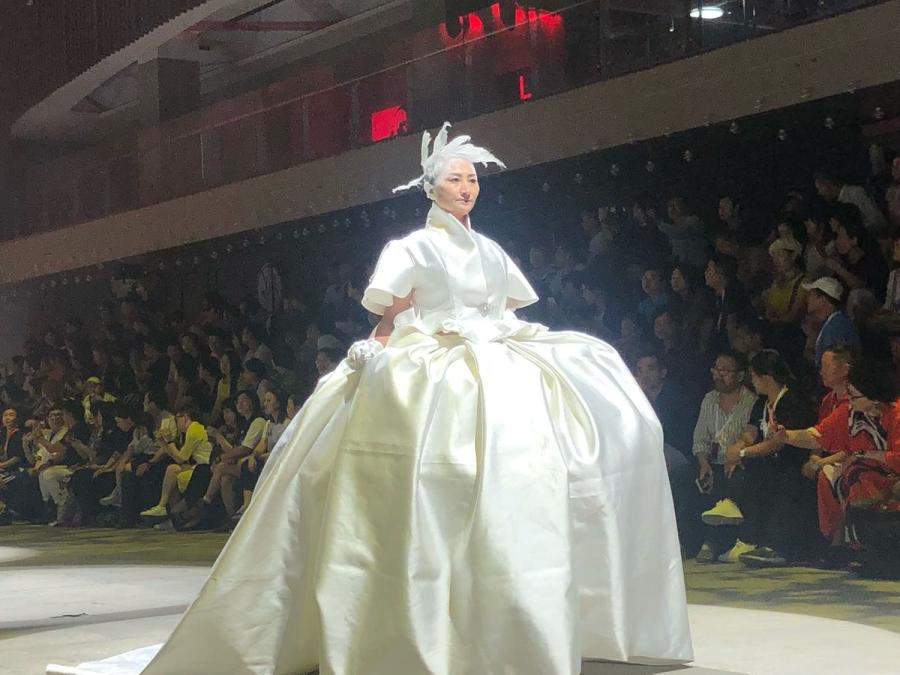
10, 0, 262, 141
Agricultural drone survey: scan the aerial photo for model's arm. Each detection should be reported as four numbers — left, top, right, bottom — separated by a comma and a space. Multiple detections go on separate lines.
373, 293, 413, 346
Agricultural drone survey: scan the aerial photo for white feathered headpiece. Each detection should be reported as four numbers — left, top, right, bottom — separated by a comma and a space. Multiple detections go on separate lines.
392, 122, 506, 197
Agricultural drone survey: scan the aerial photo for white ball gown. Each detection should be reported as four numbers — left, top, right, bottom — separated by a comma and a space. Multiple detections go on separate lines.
48, 204, 692, 675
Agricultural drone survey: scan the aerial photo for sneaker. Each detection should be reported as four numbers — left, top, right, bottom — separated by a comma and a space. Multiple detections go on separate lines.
99, 488, 121, 508
153, 520, 175, 532
717, 539, 756, 563
702, 498, 744, 526
140, 505, 168, 518
695, 542, 719, 563
739, 546, 787, 568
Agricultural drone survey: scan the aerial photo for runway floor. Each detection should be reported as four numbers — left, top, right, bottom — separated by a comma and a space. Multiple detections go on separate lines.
3, 526, 900, 675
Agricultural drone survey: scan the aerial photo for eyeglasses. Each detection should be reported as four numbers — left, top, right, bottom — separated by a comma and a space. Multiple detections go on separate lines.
710, 367, 739, 374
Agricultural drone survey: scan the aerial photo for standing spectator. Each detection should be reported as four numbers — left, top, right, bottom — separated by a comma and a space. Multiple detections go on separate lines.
802, 277, 859, 365
814, 169, 888, 234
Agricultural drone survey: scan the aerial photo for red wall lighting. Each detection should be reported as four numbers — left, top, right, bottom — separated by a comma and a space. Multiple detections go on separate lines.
370, 105, 408, 142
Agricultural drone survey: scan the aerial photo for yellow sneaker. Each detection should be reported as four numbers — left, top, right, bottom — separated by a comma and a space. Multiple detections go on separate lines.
717, 539, 756, 563
701, 498, 744, 525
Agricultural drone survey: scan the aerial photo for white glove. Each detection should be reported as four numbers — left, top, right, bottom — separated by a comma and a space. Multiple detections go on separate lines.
346, 339, 384, 370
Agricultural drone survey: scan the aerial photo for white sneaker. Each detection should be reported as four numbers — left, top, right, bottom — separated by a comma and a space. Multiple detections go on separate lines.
702, 498, 744, 525
717, 539, 756, 563
140, 505, 167, 518
99, 489, 121, 507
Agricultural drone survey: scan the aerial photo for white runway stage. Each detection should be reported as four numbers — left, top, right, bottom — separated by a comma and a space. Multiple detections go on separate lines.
3, 564, 900, 675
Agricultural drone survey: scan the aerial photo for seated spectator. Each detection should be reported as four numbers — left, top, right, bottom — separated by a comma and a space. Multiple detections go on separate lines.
802, 210, 834, 280
100, 412, 155, 510
549, 241, 585, 297
180, 390, 266, 528
669, 264, 714, 354
235, 387, 292, 521
0, 407, 31, 521
580, 278, 619, 340
117, 390, 176, 526
637, 267, 670, 326
825, 204, 890, 305
715, 350, 818, 567
241, 358, 273, 404
141, 338, 170, 392
659, 196, 710, 269
780, 351, 896, 548
242, 324, 276, 372
633, 349, 703, 556
802, 277, 860, 365
70, 402, 130, 526
622, 195, 671, 267
210, 350, 241, 424
315, 347, 343, 378
140, 405, 212, 519
692, 351, 760, 563
886, 156, 900, 230
651, 307, 704, 403
763, 237, 806, 324
81, 376, 116, 424
814, 168, 888, 234
633, 350, 695, 456
705, 254, 752, 351
37, 401, 92, 526
881, 231, 900, 314
612, 313, 651, 367
550, 272, 588, 329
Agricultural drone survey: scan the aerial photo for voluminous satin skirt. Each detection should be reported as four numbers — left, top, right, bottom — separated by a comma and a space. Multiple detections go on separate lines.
48, 323, 692, 675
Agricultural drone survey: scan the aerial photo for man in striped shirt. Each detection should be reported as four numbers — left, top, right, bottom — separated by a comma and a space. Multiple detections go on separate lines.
692, 351, 760, 563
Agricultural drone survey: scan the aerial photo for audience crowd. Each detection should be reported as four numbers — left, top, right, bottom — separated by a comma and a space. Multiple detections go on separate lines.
0, 158, 899, 577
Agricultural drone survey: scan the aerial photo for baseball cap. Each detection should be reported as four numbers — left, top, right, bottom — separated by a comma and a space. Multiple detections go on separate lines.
802, 276, 843, 301
768, 237, 802, 258
85, 376, 102, 385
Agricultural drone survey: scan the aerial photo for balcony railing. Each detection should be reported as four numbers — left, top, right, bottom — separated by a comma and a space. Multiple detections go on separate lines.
13, 0, 887, 241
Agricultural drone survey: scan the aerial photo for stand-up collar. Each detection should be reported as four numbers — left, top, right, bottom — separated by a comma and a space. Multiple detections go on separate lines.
425, 204, 477, 247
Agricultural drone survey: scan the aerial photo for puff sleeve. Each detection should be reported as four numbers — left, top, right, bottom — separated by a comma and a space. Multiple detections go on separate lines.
362, 240, 417, 315
504, 252, 539, 309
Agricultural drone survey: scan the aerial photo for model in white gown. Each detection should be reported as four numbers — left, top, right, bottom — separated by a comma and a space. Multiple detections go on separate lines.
48, 127, 692, 675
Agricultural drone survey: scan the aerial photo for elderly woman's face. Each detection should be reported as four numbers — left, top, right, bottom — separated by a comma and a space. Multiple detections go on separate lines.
434, 158, 480, 221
